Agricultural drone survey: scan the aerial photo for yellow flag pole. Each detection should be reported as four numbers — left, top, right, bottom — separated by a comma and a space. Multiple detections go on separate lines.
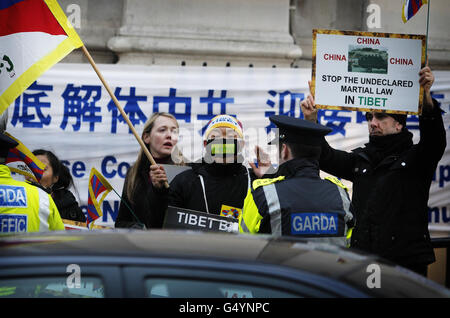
81, 45, 169, 188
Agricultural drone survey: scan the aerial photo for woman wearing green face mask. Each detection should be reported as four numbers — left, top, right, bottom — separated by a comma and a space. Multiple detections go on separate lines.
151, 114, 267, 220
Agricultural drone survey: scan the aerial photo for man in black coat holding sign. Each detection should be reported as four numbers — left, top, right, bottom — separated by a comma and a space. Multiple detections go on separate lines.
301, 66, 446, 276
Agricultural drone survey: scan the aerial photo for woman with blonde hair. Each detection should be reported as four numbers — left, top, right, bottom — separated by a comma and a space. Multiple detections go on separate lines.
115, 112, 183, 229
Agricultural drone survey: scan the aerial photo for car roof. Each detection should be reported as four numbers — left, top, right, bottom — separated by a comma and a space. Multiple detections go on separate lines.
0, 229, 380, 277
1, 230, 449, 297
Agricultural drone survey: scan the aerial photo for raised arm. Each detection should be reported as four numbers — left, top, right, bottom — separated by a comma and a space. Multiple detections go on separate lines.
417, 66, 446, 168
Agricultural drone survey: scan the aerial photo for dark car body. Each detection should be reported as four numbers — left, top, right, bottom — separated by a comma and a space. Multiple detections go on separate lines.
0, 230, 449, 298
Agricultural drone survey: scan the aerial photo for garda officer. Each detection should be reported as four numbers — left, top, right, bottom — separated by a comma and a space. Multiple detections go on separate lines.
239, 115, 353, 246
0, 133, 65, 233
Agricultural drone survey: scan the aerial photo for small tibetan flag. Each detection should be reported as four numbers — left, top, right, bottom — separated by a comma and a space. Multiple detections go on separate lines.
4, 131, 46, 182
86, 167, 112, 229
0, 0, 83, 115
402, 0, 428, 23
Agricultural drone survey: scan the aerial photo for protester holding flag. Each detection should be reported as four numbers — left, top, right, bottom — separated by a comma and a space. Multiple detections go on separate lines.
115, 112, 184, 229
301, 65, 446, 276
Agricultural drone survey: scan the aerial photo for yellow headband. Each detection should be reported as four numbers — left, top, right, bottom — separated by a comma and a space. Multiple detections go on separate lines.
204, 115, 244, 139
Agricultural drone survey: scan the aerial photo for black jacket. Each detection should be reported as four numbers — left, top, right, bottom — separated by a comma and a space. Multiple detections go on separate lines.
319, 100, 446, 266
52, 188, 86, 222
254, 158, 353, 243
114, 168, 167, 229
167, 161, 254, 216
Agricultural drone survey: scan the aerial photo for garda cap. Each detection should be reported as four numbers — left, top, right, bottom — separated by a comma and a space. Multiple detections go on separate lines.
269, 115, 332, 146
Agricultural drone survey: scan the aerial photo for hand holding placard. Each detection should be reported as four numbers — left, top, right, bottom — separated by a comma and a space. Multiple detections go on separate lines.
418, 63, 434, 109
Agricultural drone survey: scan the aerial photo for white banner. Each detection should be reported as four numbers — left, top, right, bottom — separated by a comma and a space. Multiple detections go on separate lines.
5, 64, 450, 232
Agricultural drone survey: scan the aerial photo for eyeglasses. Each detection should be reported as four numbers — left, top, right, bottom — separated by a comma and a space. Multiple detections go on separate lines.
365, 112, 389, 121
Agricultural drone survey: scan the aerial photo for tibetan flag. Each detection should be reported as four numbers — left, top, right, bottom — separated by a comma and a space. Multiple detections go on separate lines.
402, 0, 428, 23
86, 167, 113, 229
3, 131, 46, 182
0, 0, 83, 115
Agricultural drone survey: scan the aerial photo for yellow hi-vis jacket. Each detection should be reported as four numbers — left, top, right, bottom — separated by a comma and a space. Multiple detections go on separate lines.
0, 165, 65, 233
239, 164, 354, 247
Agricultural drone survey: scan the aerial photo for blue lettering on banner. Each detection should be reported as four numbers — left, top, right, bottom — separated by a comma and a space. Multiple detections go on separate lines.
72, 161, 86, 178
291, 212, 338, 235
63, 157, 129, 179
197, 89, 235, 135
433, 165, 450, 188
265, 90, 305, 133
60, 84, 102, 132
318, 110, 352, 136
428, 206, 450, 223
102, 155, 117, 178
153, 88, 192, 123
108, 87, 148, 133
11, 81, 53, 128
80, 200, 119, 223
0, 215, 27, 233
102, 200, 119, 222
355, 111, 367, 124
0, 185, 27, 207
101, 155, 130, 179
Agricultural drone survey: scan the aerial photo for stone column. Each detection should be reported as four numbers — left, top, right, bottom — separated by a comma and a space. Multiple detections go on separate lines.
107, 0, 302, 67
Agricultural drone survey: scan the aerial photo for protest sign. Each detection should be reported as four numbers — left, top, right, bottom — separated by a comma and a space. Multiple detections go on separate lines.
163, 206, 239, 233
312, 29, 426, 115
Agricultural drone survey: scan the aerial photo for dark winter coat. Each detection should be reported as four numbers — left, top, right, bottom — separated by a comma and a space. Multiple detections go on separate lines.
114, 154, 178, 229
167, 162, 254, 215
249, 158, 353, 245
114, 167, 168, 229
52, 188, 86, 222
319, 101, 446, 267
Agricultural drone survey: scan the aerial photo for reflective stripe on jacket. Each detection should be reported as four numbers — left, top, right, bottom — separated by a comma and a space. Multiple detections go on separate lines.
239, 159, 353, 247
0, 165, 65, 233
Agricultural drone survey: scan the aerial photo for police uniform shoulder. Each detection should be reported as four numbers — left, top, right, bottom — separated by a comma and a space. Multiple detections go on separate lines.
324, 176, 348, 190
252, 176, 285, 191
